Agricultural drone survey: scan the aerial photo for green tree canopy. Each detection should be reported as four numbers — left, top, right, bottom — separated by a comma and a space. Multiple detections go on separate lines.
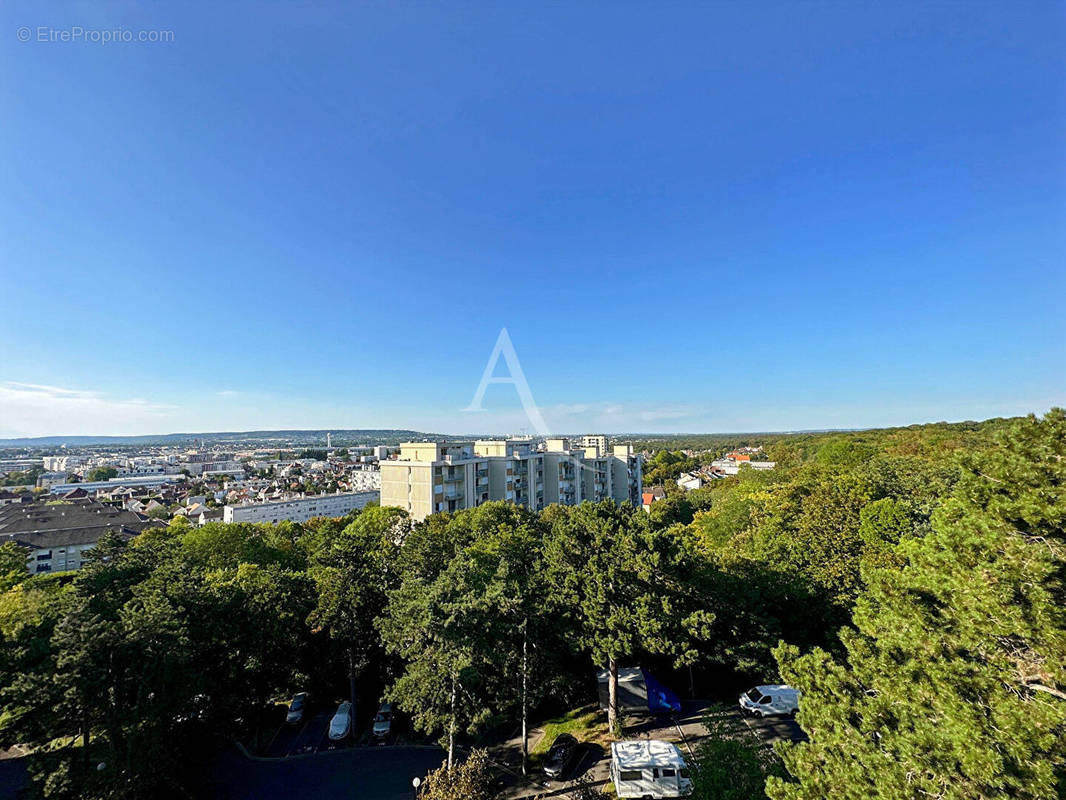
769, 409, 1066, 800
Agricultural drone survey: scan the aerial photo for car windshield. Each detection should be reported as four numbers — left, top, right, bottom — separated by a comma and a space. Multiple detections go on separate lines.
746, 688, 762, 701
291, 698, 304, 708
375, 712, 390, 722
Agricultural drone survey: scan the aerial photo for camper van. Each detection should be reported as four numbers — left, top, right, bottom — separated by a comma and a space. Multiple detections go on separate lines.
610, 740, 692, 798
739, 684, 800, 718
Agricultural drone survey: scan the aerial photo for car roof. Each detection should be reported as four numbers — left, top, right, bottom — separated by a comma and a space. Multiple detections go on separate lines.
335, 701, 351, 712
754, 684, 795, 693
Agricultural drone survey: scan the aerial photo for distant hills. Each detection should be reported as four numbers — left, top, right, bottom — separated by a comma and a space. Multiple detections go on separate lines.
0, 429, 465, 448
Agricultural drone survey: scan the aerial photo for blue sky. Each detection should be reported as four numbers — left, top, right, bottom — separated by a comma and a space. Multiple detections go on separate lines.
1, 2, 1063, 437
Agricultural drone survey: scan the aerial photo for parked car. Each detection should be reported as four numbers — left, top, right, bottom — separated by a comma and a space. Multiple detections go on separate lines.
739, 684, 800, 718
543, 733, 579, 779
286, 692, 309, 724
372, 701, 393, 741
328, 701, 353, 740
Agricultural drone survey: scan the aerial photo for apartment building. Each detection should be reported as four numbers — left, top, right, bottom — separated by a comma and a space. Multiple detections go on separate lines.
380, 436, 643, 521
41, 456, 88, 472
0, 499, 149, 574
222, 490, 379, 524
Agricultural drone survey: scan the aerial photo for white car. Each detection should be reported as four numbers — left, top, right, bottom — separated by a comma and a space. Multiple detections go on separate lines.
328, 701, 353, 740
286, 692, 308, 724
739, 684, 800, 718
372, 701, 392, 741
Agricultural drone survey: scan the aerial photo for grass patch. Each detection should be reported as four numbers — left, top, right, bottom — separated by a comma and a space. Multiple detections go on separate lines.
531, 704, 610, 756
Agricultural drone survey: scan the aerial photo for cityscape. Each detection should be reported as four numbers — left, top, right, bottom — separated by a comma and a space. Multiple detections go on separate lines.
2, 3, 1064, 800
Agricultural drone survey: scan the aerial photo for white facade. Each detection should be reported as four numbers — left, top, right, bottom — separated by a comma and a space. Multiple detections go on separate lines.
223, 491, 378, 524
49, 475, 182, 494
41, 456, 88, 472
27, 541, 100, 574
381, 437, 643, 522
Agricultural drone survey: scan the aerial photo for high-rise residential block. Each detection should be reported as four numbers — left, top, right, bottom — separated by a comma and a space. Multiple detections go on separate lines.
380, 436, 643, 521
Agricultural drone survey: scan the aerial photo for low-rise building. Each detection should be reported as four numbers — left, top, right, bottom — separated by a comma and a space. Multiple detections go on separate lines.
641, 485, 667, 512
223, 490, 378, 524
48, 475, 183, 494
0, 500, 151, 574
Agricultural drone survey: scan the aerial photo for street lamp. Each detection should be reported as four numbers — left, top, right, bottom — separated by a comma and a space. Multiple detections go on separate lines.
411, 776, 421, 800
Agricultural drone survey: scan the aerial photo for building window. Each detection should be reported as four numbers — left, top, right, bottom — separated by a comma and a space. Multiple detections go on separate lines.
37, 551, 52, 560
35, 563, 51, 573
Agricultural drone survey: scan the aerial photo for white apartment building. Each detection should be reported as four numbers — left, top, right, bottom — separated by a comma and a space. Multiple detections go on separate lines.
380, 437, 643, 522
181, 460, 245, 477
42, 456, 88, 472
223, 490, 379, 524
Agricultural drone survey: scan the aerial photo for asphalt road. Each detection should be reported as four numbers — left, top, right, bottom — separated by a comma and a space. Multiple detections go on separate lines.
739, 710, 807, 745
0, 757, 27, 800
206, 745, 446, 800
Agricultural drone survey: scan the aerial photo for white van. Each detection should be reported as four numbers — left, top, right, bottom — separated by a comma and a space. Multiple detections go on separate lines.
610, 740, 692, 798
739, 684, 800, 718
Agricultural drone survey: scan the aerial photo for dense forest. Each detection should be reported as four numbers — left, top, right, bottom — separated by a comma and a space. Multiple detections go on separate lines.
0, 410, 1062, 799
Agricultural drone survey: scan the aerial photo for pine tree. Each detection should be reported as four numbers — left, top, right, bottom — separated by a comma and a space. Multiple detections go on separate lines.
768, 409, 1066, 800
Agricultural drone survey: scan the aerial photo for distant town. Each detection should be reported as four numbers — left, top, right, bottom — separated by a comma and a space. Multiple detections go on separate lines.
0, 432, 777, 576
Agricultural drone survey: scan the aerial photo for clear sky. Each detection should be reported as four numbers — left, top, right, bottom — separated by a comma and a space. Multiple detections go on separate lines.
1, 2, 1063, 438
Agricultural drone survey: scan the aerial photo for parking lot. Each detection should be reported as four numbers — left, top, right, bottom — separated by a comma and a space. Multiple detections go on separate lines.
263, 709, 341, 758
208, 745, 446, 800
496, 700, 807, 799
260, 704, 402, 759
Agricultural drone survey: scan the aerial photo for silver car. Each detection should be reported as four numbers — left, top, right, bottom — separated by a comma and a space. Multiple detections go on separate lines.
372, 701, 392, 741
286, 692, 309, 724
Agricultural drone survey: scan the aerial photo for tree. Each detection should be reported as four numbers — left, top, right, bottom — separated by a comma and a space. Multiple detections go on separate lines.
0, 542, 28, 592
381, 506, 504, 767
545, 502, 709, 734
432, 504, 553, 774
307, 506, 406, 715
86, 467, 117, 482
690, 708, 781, 800
416, 749, 494, 800
768, 409, 1066, 800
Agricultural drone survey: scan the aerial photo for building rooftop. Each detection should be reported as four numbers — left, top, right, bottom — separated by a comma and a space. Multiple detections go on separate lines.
0, 501, 146, 549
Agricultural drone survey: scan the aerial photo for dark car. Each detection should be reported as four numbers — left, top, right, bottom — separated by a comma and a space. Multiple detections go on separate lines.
543, 733, 579, 779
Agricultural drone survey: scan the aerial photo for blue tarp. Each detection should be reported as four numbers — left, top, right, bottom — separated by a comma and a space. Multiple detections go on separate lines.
643, 669, 682, 713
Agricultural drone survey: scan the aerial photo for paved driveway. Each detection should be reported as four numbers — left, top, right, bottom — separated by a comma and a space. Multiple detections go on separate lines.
205, 745, 445, 800
739, 710, 806, 746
